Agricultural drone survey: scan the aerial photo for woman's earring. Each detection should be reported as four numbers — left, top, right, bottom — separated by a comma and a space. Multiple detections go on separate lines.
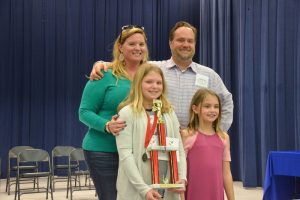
119, 53, 124, 62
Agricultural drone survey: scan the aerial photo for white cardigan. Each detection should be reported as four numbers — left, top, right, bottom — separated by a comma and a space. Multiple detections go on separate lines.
116, 105, 187, 200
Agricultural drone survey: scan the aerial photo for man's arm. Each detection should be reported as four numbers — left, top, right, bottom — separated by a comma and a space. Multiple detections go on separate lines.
89, 60, 167, 80
89, 61, 110, 80
210, 72, 234, 131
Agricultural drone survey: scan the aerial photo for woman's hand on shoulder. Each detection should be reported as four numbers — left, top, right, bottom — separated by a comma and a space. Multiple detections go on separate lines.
106, 114, 126, 136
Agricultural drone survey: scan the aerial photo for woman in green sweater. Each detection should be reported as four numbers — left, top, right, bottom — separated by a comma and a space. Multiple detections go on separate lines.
78, 25, 149, 200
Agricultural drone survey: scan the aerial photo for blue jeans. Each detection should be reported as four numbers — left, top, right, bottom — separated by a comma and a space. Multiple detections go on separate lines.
84, 150, 119, 200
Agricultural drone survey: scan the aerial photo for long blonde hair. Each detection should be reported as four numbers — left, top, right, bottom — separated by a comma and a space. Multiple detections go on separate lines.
187, 89, 224, 138
109, 27, 149, 79
118, 63, 172, 113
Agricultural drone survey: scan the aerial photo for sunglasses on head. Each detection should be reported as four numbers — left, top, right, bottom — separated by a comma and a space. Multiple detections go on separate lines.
119, 25, 145, 42
121, 25, 144, 31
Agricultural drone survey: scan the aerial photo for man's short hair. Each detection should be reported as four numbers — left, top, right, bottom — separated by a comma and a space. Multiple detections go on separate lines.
169, 21, 197, 41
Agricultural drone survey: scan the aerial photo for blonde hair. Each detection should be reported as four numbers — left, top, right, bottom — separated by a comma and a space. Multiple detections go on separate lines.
109, 27, 149, 79
187, 89, 224, 138
118, 63, 172, 113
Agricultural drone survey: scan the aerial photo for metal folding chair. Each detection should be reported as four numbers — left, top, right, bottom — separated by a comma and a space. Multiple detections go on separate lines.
6, 146, 37, 195
67, 148, 95, 200
51, 146, 77, 191
14, 148, 53, 200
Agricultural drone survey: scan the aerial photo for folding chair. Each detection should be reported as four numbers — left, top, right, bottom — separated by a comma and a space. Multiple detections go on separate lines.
14, 148, 53, 200
6, 146, 37, 195
67, 148, 95, 200
51, 146, 77, 191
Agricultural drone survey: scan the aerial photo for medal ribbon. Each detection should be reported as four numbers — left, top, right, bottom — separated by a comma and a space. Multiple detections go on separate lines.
144, 112, 158, 148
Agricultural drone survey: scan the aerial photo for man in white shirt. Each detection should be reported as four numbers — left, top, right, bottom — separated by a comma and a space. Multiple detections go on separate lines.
90, 21, 233, 131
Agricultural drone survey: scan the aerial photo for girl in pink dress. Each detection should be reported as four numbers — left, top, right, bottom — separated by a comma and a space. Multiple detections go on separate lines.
181, 89, 235, 200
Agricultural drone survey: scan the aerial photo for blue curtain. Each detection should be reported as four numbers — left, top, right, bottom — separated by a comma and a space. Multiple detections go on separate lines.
0, 0, 198, 177
0, 0, 300, 188
233, 0, 300, 187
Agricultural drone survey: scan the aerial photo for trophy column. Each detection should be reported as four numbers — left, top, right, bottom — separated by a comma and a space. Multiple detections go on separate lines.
148, 100, 182, 189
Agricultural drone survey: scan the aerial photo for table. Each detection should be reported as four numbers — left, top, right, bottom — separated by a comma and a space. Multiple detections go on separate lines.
263, 151, 300, 200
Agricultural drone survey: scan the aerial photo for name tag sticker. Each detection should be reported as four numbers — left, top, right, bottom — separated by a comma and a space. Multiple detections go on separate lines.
195, 74, 209, 87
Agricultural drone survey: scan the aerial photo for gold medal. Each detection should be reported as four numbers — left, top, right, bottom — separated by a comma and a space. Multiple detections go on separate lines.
142, 152, 147, 162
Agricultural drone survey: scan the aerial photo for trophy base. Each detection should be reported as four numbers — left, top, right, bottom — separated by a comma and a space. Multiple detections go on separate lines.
150, 183, 184, 189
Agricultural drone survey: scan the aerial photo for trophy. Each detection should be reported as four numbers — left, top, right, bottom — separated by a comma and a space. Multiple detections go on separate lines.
147, 99, 184, 189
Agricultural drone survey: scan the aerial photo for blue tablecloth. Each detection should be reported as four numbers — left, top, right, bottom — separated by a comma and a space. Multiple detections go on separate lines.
263, 151, 300, 200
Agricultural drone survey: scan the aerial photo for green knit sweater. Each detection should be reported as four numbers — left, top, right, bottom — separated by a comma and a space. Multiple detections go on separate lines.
79, 69, 131, 152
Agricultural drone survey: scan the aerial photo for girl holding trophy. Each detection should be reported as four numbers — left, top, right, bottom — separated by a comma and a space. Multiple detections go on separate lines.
116, 63, 187, 200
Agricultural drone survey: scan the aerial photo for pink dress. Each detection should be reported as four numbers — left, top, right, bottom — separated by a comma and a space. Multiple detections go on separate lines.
184, 131, 231, 200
